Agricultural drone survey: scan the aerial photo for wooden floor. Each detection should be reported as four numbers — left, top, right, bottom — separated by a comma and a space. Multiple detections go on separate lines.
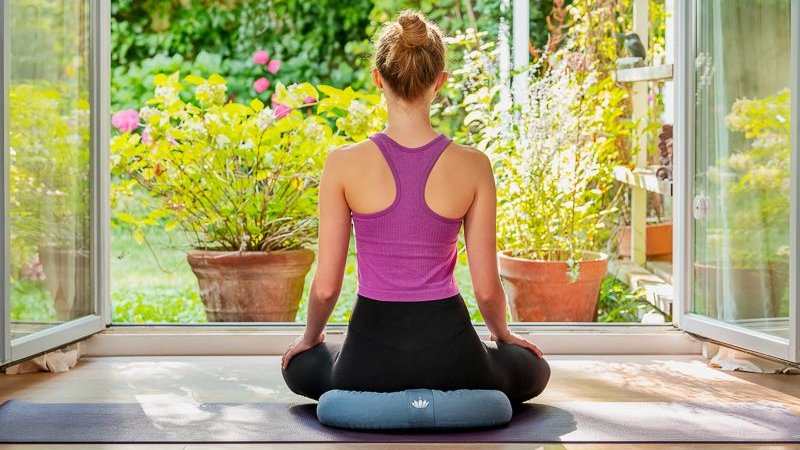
0, 354, 798, 449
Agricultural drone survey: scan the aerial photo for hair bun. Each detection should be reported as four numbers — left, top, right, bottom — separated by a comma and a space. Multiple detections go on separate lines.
397, 11, 428, 47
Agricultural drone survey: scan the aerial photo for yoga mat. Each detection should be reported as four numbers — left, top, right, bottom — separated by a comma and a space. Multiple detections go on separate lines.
0, 399, 799, 443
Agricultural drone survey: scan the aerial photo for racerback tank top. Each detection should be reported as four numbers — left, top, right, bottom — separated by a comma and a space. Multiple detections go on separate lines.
350, 131, 463, 302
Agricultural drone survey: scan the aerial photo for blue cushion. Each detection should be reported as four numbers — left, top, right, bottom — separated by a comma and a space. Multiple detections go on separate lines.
316, 388, 512, 430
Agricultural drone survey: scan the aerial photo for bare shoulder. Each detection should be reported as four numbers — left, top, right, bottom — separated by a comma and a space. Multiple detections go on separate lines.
323, 139, 372, 169
326, 139, 376, 161
321, 139, 383, 187
445, 141, 493, 176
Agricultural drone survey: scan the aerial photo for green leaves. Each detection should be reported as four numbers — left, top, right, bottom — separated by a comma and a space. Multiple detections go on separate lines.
111, 76, 385, 252
453, 28, 626, 268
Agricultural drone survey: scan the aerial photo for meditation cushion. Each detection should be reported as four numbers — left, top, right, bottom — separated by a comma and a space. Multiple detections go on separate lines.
316, 388, 512, 429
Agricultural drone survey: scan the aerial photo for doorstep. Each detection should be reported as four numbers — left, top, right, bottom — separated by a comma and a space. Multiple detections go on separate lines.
81, 323, 702, 357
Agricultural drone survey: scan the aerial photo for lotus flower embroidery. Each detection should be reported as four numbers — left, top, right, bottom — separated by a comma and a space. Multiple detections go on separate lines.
411, 397, 429, 409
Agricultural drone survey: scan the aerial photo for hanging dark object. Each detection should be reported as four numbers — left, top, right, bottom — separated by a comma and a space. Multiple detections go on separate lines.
656, 124, 673, 181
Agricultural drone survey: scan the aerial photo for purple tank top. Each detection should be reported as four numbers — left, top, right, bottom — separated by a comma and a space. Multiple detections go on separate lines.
350, 131, 463, 302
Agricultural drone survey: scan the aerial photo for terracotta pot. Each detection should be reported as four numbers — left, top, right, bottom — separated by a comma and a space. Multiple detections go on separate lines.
187, 249, 315, 322
498, 250, 608, 322
38, 245, 92, 321
693, 262, 789, 320
618, 221, 673, 262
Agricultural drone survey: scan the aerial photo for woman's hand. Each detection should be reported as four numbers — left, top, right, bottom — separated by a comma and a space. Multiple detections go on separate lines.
490, 330, 544, 359
281, 332, 325, 369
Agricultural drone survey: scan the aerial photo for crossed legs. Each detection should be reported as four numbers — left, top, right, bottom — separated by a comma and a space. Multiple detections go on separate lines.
281, 338, 550, 405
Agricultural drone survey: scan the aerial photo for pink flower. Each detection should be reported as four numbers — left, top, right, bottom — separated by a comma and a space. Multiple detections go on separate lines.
141, 127, 152, 144
253, 77, 270, 93
304, 96, 316, 104
111, 109, 140, 133
21, 253, 45, 281
271, 100, 292, 119
267, 59, 281, 74
252, 49, 269, 65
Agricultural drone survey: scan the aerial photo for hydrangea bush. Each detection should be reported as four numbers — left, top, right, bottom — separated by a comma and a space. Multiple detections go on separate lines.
9, 83, 91, 265
711, 88, 792, 267
110, 71, 385, 252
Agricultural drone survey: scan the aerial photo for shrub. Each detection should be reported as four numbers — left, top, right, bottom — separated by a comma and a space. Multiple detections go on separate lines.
452, 25, 630, 280
110, 72, 386, 251
713, 88, 792, 267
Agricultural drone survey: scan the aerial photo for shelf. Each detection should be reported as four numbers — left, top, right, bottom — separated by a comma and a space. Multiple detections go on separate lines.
613, 165, 672, 196
614, 64, 673, 83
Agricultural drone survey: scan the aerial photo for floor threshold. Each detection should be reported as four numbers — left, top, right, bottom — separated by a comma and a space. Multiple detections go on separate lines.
82, 324, 701, 356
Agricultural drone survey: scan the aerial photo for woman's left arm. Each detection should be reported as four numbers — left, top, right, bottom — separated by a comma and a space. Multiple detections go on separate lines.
303, 147, 352, 340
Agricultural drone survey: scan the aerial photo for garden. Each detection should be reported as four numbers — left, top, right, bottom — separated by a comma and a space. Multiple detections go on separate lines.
11, 0, 678, 325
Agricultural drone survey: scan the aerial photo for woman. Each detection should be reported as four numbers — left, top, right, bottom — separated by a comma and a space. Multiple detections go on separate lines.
281, 10, 550, 405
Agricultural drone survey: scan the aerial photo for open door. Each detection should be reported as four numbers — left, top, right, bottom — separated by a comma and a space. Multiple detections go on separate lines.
675, 0, 799, 363
0, 0, 111, 366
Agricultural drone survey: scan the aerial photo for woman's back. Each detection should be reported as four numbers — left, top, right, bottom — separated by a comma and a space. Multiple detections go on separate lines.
340, 131, 483, 301
281, 10, 549, 405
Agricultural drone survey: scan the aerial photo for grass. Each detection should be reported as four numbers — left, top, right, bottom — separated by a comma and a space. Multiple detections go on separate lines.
110, 223, 484, 324
10, 223, 649, 325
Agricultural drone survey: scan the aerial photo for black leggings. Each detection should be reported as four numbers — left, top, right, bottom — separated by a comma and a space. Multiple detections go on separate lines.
281, 293, 551, 405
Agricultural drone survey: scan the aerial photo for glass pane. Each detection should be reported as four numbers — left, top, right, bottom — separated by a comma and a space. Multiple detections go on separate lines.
693, 0, 792, 338
9, 0, 93, 338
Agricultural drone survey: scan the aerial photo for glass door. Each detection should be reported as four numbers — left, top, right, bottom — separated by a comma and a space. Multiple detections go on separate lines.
676, 0, 799, 362
1, 0, 110, 365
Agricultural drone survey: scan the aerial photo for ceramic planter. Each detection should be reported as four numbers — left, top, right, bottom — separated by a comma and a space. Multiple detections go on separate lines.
497, 250, 608, 322
618, 221, 673, 262
187, 249, 315, 322
693, 262, 789, 320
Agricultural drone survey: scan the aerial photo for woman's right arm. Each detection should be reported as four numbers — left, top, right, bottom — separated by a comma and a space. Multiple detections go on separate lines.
463, 151, 544, 358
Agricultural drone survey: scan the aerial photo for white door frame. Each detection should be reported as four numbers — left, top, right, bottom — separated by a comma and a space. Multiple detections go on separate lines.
791, 0, 800, 363
0, 0, 111, 366
1, 0, 11, 365
674, 0, 799, 363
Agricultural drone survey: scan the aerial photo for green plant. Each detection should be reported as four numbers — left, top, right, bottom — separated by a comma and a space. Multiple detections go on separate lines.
710, 88, 791, 268
111, 0, 377, 110
596, 275, 657, 322
452, 24, 630, 280
8, 83, 91, 269
110, 71, 386, 252
10, 279, 56, 323
112, 286, 207, 323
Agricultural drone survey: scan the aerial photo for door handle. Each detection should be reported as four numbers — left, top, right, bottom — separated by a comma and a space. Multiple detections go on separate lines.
693, 194, 709, 220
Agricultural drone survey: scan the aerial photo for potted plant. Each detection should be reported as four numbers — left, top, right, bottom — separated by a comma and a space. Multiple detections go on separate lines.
452, 27, 629, 322
110, 72, 384, 321
694, 88, 791, 320
10, 83, 92, 321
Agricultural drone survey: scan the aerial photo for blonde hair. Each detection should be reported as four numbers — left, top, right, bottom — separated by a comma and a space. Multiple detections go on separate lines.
372, 10, 446, 102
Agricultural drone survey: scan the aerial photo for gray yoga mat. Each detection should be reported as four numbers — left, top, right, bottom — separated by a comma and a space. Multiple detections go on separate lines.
0, 399, 799, 443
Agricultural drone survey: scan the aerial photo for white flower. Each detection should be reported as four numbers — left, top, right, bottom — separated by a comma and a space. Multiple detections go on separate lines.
66, 133, 82, 147
216, 134, 231, 148
240, 138, 254, 150
205, 113, 220, 125
727, 153, 751, 172
303, 121, 325, 143
181, 118, 206, 134
155, 86, 178, 105
347, 100, 368, 119
256, 107, 276, 131
196, 82, 226, 106
139, 106, 157, 121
